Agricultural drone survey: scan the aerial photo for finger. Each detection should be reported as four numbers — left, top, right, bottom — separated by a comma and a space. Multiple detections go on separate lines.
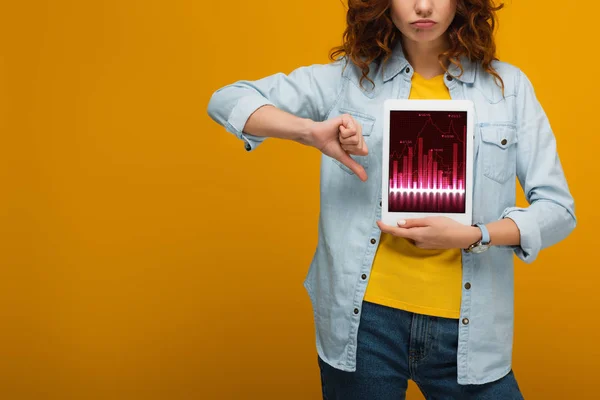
336, 152, 368, 182
339, 125, 356, 140
376, 220, 418, 239
341, 144, 357, 152
351, 116, 365, 147
341, 134, 367, 155
343, 146, 368, 157
343, 146, 367, 157
342, 114, 361, 136
341, 114, 353, 129
340, 116, 369, 152
339, 132, 360, 146
397, 218, 430, 228
341, 140, 360, 150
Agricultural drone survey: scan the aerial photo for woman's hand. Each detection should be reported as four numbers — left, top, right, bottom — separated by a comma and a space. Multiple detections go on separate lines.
376, 217, 482, 250
337, 115, 368, 156
308, 114, 368, 181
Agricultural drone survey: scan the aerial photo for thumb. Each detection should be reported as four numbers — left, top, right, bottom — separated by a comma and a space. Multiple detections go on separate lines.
397, 218, 429, 228
335, 150, 368, 182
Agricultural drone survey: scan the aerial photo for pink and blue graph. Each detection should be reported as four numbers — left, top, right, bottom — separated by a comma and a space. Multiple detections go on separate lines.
388, 110, 467, 213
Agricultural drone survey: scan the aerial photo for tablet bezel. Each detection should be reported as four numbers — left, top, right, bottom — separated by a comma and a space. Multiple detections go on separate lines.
381, 99, 474, 226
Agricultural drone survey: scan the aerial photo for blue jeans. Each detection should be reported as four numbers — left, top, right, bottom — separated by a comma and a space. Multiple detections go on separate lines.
318, 301, 524, 399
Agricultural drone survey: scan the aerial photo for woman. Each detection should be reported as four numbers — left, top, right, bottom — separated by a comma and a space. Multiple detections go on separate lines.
207, 0, 576, 398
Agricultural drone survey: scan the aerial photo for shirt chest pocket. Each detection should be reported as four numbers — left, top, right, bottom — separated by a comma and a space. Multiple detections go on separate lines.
479, 124, 518, 184
332, 109, 376, 175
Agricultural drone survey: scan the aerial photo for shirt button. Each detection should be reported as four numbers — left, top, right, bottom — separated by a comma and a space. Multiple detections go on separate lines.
354, 308, 359, 315
405, 67, 410, 73
379, 200, 382, 207
446, 75, 453, 81
462, 318, 470, 325
370, 238, 376, 244
361, 274, 367, 280
501, 138, 508, 145
464, 282, 471, 290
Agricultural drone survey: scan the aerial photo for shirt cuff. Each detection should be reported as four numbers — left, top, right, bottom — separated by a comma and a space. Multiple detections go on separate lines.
499, 206, 541, 263
226, 96, 275, 152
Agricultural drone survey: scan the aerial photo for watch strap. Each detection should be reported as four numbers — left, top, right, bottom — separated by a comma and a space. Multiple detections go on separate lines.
474, 223, 491, 245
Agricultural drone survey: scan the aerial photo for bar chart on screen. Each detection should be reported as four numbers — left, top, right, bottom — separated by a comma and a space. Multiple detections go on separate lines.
388, 110, 467, 213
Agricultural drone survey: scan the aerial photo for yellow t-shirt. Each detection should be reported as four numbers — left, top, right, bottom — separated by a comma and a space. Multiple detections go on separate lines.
363, 72, 462, 319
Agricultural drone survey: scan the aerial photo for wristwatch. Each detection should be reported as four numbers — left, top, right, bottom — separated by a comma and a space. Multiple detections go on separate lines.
465, 223, 491, 254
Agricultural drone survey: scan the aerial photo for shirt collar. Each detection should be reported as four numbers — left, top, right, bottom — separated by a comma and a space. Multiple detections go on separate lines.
382, 40, 476, 84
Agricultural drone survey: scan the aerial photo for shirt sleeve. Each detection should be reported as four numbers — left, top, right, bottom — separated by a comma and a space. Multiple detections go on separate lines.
207, 59, 346, 152
499, 69, 577, 263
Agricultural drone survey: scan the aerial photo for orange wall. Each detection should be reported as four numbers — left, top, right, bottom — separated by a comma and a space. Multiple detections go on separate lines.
1, 1, 597, 399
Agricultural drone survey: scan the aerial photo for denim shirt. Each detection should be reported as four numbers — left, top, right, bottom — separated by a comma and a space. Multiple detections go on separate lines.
207, 42, 576, 385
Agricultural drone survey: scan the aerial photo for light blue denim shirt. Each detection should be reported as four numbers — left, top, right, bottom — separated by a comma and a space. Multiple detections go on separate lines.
207, 42, 576, 385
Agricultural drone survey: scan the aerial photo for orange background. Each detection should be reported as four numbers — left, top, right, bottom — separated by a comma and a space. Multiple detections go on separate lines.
1, 1, 598, 399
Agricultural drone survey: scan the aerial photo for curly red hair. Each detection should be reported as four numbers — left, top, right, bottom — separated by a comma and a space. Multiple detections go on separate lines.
330, 0, 504, 92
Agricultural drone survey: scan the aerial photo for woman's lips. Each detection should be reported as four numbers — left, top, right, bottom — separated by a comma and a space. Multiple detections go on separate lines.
411, 20, 437, 29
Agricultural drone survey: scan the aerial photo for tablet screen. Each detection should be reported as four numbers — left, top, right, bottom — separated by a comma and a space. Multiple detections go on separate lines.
388, 110, 467, 213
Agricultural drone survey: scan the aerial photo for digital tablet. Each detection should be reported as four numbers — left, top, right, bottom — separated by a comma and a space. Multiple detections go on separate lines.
381, 99, 474, 226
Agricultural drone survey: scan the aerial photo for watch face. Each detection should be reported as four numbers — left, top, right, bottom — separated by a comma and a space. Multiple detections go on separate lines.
471, 244, 490, 254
